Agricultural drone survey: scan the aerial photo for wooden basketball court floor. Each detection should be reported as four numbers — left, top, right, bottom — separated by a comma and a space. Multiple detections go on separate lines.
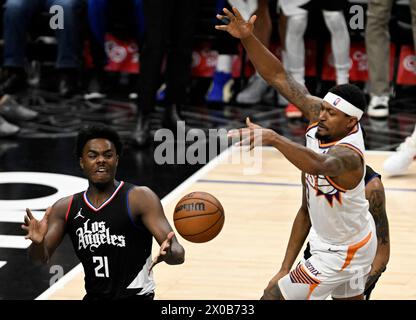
39, 148, 416, 300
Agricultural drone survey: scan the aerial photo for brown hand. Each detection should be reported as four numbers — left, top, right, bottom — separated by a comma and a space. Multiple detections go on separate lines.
21, 207, 51, 244
269, 269, 289, 284
262, 269, 289, 300
215, 7, 257, 39
228, 117, 274, 150
148, 231, 175, 274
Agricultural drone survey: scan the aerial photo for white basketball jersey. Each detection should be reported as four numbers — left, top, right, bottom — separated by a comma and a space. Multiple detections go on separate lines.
304, 123, 372, 246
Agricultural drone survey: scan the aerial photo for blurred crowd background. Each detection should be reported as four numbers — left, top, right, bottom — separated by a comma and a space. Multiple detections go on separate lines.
0, 0, 415, 172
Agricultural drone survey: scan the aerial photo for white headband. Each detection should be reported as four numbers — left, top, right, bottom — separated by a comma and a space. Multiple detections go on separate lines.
323, 92, 364, 120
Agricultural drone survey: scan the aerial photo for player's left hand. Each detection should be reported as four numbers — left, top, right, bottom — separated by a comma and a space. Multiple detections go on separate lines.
215, 7, 257, 40
228, 117, 277, 150
149, 231, 175, 274
365, 265, 386, 291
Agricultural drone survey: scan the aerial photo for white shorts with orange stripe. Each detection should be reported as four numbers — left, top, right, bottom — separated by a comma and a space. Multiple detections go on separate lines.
278, 223, 377, 300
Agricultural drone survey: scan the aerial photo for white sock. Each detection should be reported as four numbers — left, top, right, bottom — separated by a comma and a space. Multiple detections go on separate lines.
285, 13, 308, 86
216, 54, 233, 73
323, 10, 351, 85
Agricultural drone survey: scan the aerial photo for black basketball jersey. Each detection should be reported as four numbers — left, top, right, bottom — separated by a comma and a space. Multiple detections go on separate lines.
364, 164, 382, 185
65, 181, 154, 300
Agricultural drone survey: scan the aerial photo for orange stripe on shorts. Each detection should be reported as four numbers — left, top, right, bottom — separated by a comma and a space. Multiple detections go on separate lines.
341, 232, 372, 271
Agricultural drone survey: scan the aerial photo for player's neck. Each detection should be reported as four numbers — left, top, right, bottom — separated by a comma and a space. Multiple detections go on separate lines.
87, 180, 120, 202
318, 131, 350, 143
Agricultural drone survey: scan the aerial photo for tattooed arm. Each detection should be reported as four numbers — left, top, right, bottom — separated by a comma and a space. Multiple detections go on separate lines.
365, 177, 390, 290
231, 118, 364, 190
240, 34, 322, 122
261, 129, 363, 177
215, 7, 322, 123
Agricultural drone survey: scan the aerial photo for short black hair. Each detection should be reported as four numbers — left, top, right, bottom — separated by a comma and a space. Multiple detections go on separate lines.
76, 124, 122, 158
329, 84, 367, 113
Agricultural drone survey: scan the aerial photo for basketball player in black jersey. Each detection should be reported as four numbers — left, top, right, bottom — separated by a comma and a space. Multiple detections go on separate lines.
22, 125, 185, 300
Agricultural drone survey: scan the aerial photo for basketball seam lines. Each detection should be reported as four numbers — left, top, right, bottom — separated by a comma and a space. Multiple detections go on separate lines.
178, 212, 224, 237
174, 210, 220, 221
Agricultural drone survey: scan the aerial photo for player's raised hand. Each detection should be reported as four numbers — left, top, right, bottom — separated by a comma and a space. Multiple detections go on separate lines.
149, 231, 175, 274
245, 117, 263, 130
228, 117, 276, 150
21, 207, 51, 244
215, 7, 257, 39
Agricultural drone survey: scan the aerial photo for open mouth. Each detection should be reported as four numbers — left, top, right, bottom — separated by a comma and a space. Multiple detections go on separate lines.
95, 167, 108, 174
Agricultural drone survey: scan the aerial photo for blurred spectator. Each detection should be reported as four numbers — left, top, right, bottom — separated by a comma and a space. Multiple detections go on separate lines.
234, 0, 274, 105
207, 0, 273, 104
279, 0, 351, 118
0, 115, 18, 137
132, 0, 198, 147
205, 0, 241, 104
1, 0, 83, 97
0, 93, 39, 137
85, 0, 143, 100
366, 0, 416, 118
383, 124, 416, 175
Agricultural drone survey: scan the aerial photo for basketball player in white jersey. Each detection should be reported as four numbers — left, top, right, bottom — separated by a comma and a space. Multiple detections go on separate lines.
218, 7, 377, 300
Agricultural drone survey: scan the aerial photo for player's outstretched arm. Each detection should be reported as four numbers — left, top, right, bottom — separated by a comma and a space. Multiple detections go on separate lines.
230, 118, 362, 178
365, 177, 390, 290
129, 187, 185, 270
215, 7, 322, 123
23, 197, 69, 264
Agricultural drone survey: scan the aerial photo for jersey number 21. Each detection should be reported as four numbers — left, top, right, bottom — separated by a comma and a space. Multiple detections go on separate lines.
93, 256, 109, 278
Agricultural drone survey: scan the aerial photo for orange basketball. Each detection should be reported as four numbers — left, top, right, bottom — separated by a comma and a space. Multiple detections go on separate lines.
173, 191, 225, 243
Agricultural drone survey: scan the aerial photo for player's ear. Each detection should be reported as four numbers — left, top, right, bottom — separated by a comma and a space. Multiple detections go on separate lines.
347, 116, 358, 130
116, 155, 119, 167
79, 157, 84, 170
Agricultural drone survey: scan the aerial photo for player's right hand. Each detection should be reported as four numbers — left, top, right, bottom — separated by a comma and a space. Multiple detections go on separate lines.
261, 269, 289, 300
148, 231, 175, 274
21, 207, 51, 244
215, 7, 257, 39
269, 269, 289, 286
228, 117, 277, 150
